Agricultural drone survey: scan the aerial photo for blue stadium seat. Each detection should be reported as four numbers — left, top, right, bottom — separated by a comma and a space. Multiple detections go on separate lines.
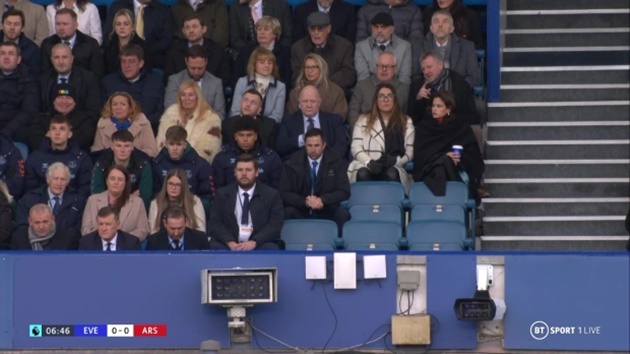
13, 142, 28, 160
347, 182, 409, 208
343, 221, 402, 251
281, 219, 339, 251
473, 49, 486, 98
410, 204, 466, 224
349, 204, 404, 225
406, 220, 467, 251
151, 68, 164, 81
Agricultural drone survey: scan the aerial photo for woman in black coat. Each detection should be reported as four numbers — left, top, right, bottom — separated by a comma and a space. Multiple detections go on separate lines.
412, 91, 484, 204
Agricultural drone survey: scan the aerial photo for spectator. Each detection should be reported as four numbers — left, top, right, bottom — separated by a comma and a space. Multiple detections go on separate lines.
0, 41, 38, 144
356, 0, 423, 44
157, 80, 222, 163
229, 0, 292, 50
39, 43, 101, 115
152, 125, 213, 211
0, 132, 25, 199
79, 205, 141, 250
11, 203, 79, 250
16, 162, 86, 238
146, 205, 209, 250
1, 9, 41, 78
0, 183, 12, 250
92, 92, 158, 157
41, 8, 104, 80
103, 9, 152, 76
92, 130, 152, 210
232, 15, 291, 91
230, 47, 286, 123
165, 45, 225, 119
355, 12, 412, 85
25, 115, 92, 195
279, 128, 350, 231
222, 89, 276, 148
286, 53, 347, 120
291, 12, 355, 92
164, 13, 230, 86
293, 0, 356, 43
276, 85, 347, 159
104, 0, 174, 69
423, 0, 483, 49
348, 82, 414, 191
413, 91, 484, 204
148, 168, 205, 234
81, 165, 150, 241
214, 116, 282, 189
420, 9, 479, 86
101, 44, 164, 130
0, 0, 48, 46
171, 0, 228, 48
45, 0, 101, 45
349, 52, 408, 127
408, 50, 479, 125
209, 154, 284, 250
30, 83, 96, 152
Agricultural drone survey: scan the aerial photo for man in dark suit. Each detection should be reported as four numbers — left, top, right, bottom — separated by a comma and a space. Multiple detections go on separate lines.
229, 0, 292, 50
39, 43, 101, 115
104, 0, 174, 69
276, 85, 347, 159
279, 128, 350, 231
292, 0, 356, 43
146, 206, 209, 250
209, 154, 284, 250
164, 14, 230, 86
40, 8, 104, 80
11, 204, 79, 250
79, 206, 141, 251
222, 89, 276, 148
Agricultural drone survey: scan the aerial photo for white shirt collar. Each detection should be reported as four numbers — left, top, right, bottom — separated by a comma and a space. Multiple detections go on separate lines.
102, 233, 118, 251
238, 184, 256, 197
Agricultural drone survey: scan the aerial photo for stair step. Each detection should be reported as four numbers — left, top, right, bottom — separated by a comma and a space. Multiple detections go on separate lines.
506, 12, 630, 30
484, 159, 630, 178
501, 66, 630, 85
480, 236, 629, 252
505, 31, 630, 48
487, 121, 630, 140
482, 198, 630, 217
483, 216, 627, 236
487, 101, 630, 122
485, 141, 630, 159
500, 84, 630, 102
483, 178, 630, 198
503, 50, 629, 67
508, 0, 630, 11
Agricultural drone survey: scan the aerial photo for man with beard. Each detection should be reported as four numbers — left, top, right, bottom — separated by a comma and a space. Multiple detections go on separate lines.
0, 10, 40, 77
209, 153, 284, 250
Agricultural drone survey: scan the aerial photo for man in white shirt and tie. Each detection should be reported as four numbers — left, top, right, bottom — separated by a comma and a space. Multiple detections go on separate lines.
79, 206, 141, 251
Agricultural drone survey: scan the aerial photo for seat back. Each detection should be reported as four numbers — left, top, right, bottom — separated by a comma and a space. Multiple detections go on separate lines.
281, 219, 338, 250
408, 182, 470, 207
349, 204, 403, 225
406, 220, 467, 250
347, 182, 407, 208
343, 221, 402, 250
13, 142, 28, 160
410, 204, 466, 224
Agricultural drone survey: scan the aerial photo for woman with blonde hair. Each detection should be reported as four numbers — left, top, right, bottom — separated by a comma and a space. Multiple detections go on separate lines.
92, 92, 158, 157
103, 8, 152, 75
157, 80, 222, 163
148, 169, 205, 234
348, 83, 414, 192
285, 53, 347, 120
229, 47, 286, 122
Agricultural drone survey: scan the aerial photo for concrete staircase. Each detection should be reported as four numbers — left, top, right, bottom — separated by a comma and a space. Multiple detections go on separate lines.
480, 0, 630, 251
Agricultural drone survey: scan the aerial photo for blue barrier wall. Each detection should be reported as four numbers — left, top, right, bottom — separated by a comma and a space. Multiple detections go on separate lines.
2, 252, 627, 351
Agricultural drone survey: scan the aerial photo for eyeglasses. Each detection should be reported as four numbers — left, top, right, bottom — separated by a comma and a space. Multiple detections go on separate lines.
376, 64, 396, 70
304, 65, 320, 71
167, 182, 182, 188
377, 93, 395, 101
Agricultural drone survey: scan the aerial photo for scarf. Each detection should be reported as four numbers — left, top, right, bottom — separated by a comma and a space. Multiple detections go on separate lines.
427, 69, 451, 95
28, 223, 57, 251
254, 73, 271, 98
111, 117, 132, 130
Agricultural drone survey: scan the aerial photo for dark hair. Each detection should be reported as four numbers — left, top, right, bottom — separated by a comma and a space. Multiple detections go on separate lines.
111, 129, 134, 143
421, 50, 444, 63
0, 41, 20, 56
304, 128, 326, 143
182, 13, 206, 28
367, 82, 406, 134
242, 89, 263, 103
161, 205, 187, 221
2, 9, 25, 27
119, 44, 144, 60
432, 91, 457, 112
55, 8, 78, 21
97, 206, 119, 220
186, 45, 208, 60
49, 114, 72, 129
233, 115, 259, 134
165, 125, 188, 143
105, 165, 131, 211
236, 153, 259, 170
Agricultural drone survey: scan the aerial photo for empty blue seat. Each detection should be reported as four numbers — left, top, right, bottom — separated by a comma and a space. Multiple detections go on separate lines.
410, 204, 466, 224
281, 219, 339, 251
347, 182, 408, 208
409, 243, 463, 251
13, 142, 28, 160
343, 221, 402, 251
406, 220, 468, 251
408, 181, 472, 208
349, 204, 403, 225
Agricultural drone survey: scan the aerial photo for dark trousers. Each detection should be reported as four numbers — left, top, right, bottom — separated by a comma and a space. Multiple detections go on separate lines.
356, 167, 399, 182
284, 206, 350, 233
209, 238, 281, 250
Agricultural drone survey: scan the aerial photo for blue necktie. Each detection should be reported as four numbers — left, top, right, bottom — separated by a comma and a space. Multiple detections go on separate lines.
59, 78, 67, 84
241, 192, 250, 225
310, 161, 318, 194
52, 196, 60, 214
307, 118, 315, 132
173, 239, 181, 250
105, 242, 112, 251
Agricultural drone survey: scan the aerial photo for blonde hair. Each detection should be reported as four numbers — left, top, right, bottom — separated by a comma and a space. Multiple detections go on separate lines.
295, 53, 329, 91
255, 16, 282, 39
246, 47, 279, 80
109, 9, 136, 41
100, 92, 142, 122
176, 80, 213, 123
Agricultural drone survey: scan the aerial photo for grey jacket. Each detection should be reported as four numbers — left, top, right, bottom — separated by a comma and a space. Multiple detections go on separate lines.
355, 34, 412, 85
348, 76, 409, 127
165, 70, 226, 119
420, 33, 480, 87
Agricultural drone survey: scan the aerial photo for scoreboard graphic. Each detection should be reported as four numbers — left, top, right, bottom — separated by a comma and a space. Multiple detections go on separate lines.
29, 324, 167, 337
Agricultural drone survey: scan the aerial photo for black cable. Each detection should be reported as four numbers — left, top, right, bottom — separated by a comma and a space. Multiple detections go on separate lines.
247, 318, 296, 354
398, 290, 405, 315
320, 282, 338, 353
406, 291, 411, 315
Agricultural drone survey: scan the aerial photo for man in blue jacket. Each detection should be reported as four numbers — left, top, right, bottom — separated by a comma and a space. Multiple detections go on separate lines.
24, 115, 92, 196
213, 116, 282, 189
1, 10, 41, 78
